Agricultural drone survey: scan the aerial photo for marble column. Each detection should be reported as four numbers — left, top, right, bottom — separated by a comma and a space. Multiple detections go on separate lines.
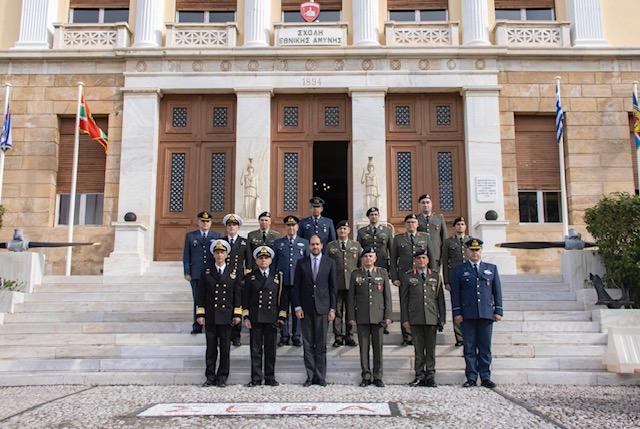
243, 0, 271, 47
103, 89, 161, 275
353, 0, 380, 47
133, 0, 165, 48
13, 0, 58, 50
234, 89, 272, 230
462, 87, 516, 273
565, 0, 607, 47
350, 89, 387, 226
461, 0, 490, 46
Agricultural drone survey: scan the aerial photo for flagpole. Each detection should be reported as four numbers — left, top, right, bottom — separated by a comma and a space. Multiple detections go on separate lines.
556, 76, 570, 238
0, 83, 11, 205
634, 81, 640, 194
65, 82, 84, 276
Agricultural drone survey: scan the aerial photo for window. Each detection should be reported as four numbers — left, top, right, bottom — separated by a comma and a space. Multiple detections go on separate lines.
518, 191, 561, 223
494, 0, 555, 21
177, 10, 235, 23
389, 9, 447, 22
283, 10, 341, 23
69, 1, 130, 23
56, 117, 107, 227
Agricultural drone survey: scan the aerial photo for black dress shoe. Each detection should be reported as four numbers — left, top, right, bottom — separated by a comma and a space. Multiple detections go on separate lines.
246, 380, 261, 387
201, 379, 216, 387
424, 378, 437, 388
316, 380, 327, 387
232, 339, 241, 347
277, 338, 290, 347
332, 339, 343, 347
462, 380, 477, 388
359, 379, 371, 387
265, 379, 279, 386
217, 379, 227, 388
372, 379, 385, 388
303, 379, 313, 387
455, 341, 464, 347
190, 329, 202, 335
344, 338, 357, 347
292, 338, 302, 347
408, 378, 424, 387
481, 379, 497, 389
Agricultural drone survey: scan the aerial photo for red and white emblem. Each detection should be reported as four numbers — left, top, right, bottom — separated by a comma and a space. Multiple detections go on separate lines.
300, 1, 320, 23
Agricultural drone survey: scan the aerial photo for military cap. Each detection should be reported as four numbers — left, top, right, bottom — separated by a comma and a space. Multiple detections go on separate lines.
210, 239, 231, 254
197, 211, 212, 221
366, 207, 379, 216
284, 215, 300, 225
309, 196, 325, 207
253, 245, 275, 260
223, 213, 243, 226
258, 211, 271, 219
413, 248, 428, 258
360, 246, 376, 258
465, 238, 483, 250
453, 216, 466, 226
336, 220, 350, 229
418, 194, 432, 202
404, 213, 418, 223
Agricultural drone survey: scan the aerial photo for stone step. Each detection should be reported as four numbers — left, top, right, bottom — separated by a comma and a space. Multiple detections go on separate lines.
0, 355, 606, 373
0, 320, 601, 334
0, 368, 637, 387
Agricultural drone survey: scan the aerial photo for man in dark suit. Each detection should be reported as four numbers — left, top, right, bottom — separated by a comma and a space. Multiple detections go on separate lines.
292, 234, 337, 386
451, 238, 503, 389
272, 215, 308, 347
221, 213, 252, 346
183, 211, 221, 334
299, 197, 336, 249
195, 239, 242, 387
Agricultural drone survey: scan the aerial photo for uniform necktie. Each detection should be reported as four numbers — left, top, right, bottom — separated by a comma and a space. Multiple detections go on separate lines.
202, 232, 206, 240
313, 257, 319, 281
367, 269, 371, 278
262, 231, 267, 243
314, 218, 318, 229
421, 272, 426, 281
410, 234, 415, 245
229, 238, 234, 247
290, 238, 294, 246
473, 263, 479, 277
218, 268, 222, 275
341, 242, 346, 251
263, 271, 268, 280
460, 237, 464, 247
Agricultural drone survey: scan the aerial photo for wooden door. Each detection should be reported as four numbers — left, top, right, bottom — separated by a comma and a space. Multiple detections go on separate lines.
155, 95, 236, 261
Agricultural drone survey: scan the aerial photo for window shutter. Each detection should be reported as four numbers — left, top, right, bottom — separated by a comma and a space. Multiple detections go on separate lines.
176, 0, 236, 11
282, 0, 342, 11
494, 0, 555, 9
57, 117, 107, 194
387, 0, 448, 10
70, 0, 129, 8
515, 115, 561, 190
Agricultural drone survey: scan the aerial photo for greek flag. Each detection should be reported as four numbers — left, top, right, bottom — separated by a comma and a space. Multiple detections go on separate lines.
555, 81, 564, 144
0, 109, 11, 152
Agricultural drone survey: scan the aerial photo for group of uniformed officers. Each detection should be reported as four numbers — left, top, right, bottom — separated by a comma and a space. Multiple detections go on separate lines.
183, 194, 503, 389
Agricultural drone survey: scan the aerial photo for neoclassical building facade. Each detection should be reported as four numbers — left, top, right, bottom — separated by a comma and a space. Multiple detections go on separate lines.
0, 0, 637, 275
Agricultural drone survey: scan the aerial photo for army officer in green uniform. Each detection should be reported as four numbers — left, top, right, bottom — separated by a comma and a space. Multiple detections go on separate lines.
357, 207, 393, 270
416, 194, 448, 271
326, 220, 362, 347
247, 211, 281, 268
348, 247, 392, 387
401, 248, 446, 388
391, 214, 429, 345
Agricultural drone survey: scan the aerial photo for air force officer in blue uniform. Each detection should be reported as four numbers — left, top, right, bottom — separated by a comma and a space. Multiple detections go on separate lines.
450, 238, 503, 389
183, 211, 221, 334
299, 197, 336, 249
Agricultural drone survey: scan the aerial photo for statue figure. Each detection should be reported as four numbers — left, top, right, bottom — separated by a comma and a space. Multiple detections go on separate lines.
361, 156, 380, 214
241, 158, 260, 220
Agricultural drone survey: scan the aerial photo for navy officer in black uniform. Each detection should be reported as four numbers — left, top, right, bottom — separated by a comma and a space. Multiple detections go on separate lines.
299, 197, 336, 249
450, 238, 503, 389
183, 211, 220, 334
243, 246, 287, 387
196, 239, 242, 387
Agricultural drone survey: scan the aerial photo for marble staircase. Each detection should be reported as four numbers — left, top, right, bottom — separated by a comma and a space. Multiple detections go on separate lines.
0, 274, 638, 386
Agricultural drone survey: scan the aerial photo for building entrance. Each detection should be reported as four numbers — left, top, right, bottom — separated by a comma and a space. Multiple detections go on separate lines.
312, 141, 349, 222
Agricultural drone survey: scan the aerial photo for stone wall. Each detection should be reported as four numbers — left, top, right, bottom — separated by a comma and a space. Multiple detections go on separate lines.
0, 73, 123, 274
499, 70, 638, 273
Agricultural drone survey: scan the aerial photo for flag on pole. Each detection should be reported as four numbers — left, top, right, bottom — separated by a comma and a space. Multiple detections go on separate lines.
555, 81, 565, 144
632, 86, 640, 148
79, 96, 108, 152
0, 109, 11, 152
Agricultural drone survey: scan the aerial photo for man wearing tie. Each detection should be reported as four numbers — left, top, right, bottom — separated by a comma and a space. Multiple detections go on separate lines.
299, 197, 336, 249
292, 234, 338, 386
183, 211, 221, 334
247, 211, 281, 268
272, 216, 308, 347
443, 216, 470, 347
451, 238, 503, 389
416, 194, 448, 271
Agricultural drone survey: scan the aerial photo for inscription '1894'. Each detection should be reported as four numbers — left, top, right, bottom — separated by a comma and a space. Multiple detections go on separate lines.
302, 77, 321, 87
